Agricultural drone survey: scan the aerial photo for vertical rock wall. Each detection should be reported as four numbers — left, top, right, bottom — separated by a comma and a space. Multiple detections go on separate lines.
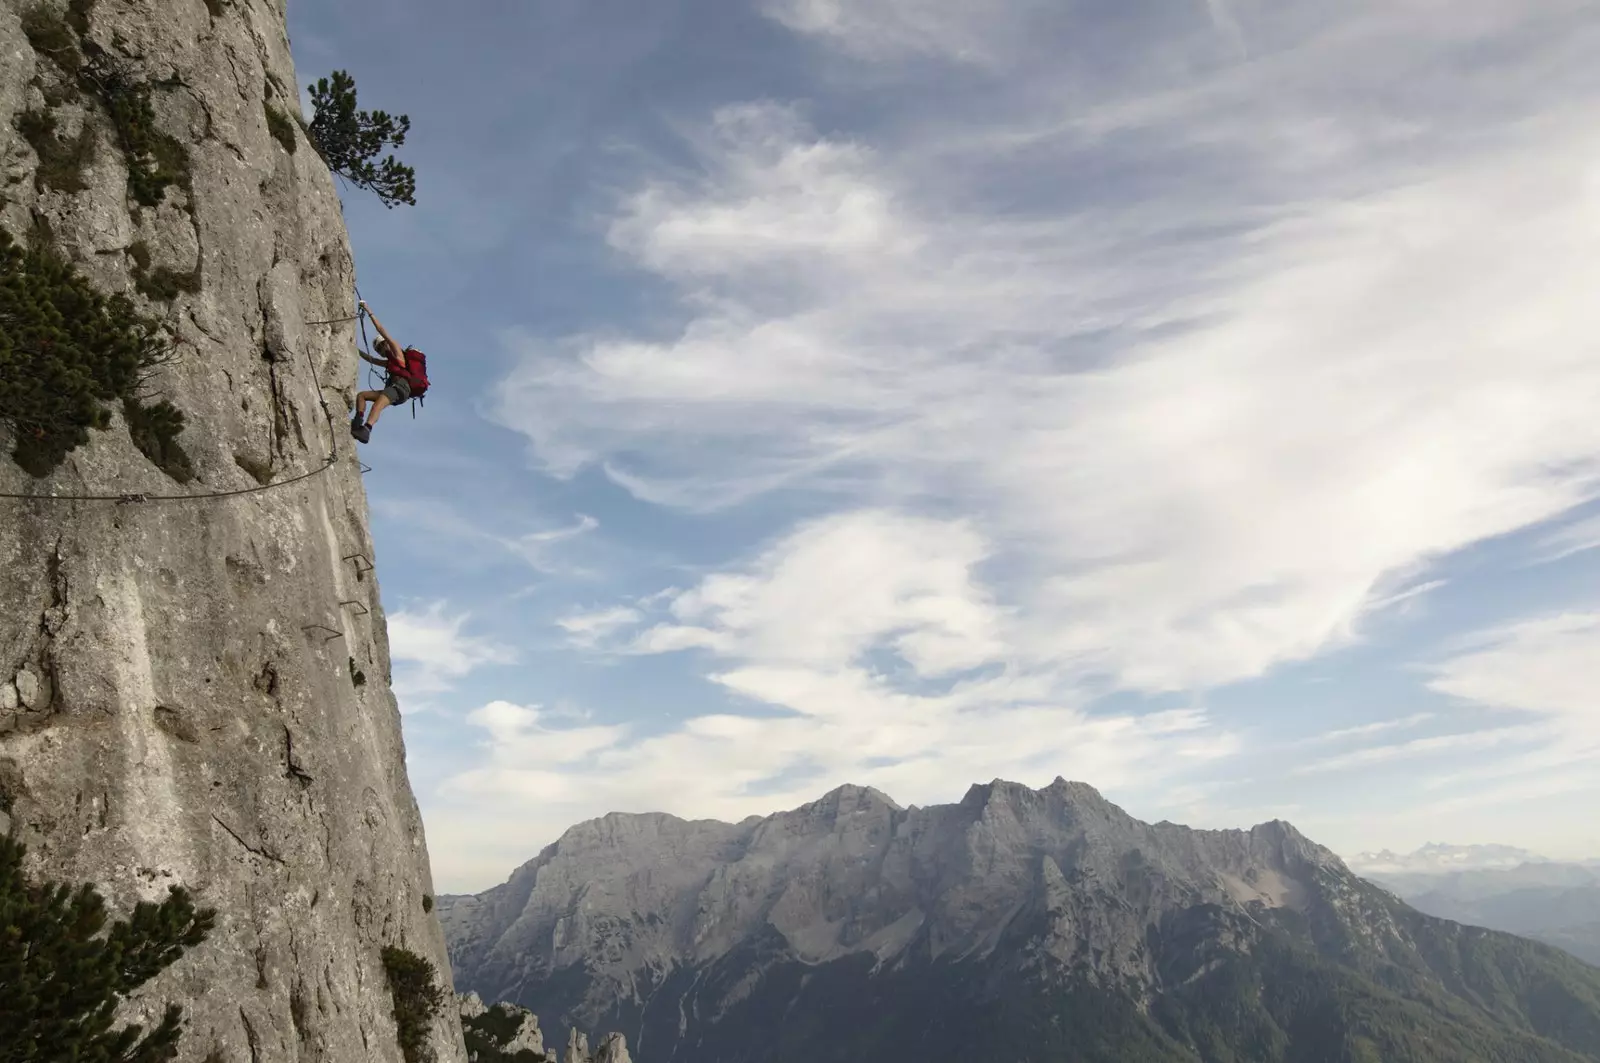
0, 1, 466, 1060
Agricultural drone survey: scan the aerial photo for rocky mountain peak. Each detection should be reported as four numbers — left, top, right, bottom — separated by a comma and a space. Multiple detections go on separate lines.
439, 778, 1373, 1040
440, 781, 1600, 1063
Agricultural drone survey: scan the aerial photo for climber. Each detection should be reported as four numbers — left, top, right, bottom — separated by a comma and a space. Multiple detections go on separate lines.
350, 300, 429, 443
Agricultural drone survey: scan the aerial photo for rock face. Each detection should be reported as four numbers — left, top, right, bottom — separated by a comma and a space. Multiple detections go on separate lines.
1366, 859, 1600, 967
458, 993, 630, 1063
1, 2, 464, 1061
440, 779, 1600, 1063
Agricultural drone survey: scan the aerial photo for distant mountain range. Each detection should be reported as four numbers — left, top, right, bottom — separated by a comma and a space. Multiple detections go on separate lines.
1353, 844, 1600, 967
1345, 841, 1554, 875
439, 780, 1600, 1063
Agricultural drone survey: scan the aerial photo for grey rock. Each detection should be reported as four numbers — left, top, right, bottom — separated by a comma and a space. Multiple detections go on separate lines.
440, 778, 1348, 1043
13, 665, 40, 710
460, 990, 489, 1020
564, 1027, 591, 1063
458, 993, 631, 1063
1366, 860, 1600, 966
593, 1032, 632, 1063
0, 1, 464, 1061
506, 1009, 545, 1057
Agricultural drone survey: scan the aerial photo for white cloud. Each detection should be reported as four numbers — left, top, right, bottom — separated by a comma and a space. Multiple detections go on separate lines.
1203, 0, 1248, 57
432, 511, 1238, 888
372, 498, 598, 576
555, 605, 643, 648
497, 92, 1600, 695
445, 0, 1600, 888
1426, 612, 1600, 739
636, 510, 1005, 676
1291, 725, 1549, 776
1533, 513, 1600, 564
387, 603, 516, 710
1301, 713, 1437, 746
759, 0, 1002, 62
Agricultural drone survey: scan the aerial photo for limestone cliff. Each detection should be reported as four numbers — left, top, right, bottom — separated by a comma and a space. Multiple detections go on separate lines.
0, 1, 465, 1060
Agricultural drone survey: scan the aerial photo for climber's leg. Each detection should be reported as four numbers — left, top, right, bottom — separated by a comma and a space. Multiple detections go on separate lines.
366, 393, 393, 427
368, 377, 411, 427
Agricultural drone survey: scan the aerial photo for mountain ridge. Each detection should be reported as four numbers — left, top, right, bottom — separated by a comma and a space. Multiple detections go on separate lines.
440, 778, 1600, 1063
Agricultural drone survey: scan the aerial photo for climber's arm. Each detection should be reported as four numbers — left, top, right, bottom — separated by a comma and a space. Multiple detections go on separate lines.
360, 301, 406, 368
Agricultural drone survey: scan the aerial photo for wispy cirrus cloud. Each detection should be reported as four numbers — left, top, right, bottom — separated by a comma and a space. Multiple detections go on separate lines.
433, 511, 1239, 884
496, 91, 1600, 695
372, 497, 598, 576
556, 605, 643, 648
758, 0, 1006, 63
1300, 713, 1438, 747
379, 0, 1600, 887
1291, 725, 1549, 777
1532, 514, 1600, 565
1426, 612, 1600, 740
387, 602, 517, 711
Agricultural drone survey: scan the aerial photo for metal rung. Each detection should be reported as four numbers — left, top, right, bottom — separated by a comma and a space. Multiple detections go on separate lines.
339, 599, 369, 617
301, 623, 344, 644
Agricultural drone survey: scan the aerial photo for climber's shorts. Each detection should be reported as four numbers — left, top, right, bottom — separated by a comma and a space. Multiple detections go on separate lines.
382, 375, 412, 406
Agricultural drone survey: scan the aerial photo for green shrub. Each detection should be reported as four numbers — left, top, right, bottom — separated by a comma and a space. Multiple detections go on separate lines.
124, 397, 195, 482
348, 656, 366, 688
0, 834, 216, 1061
381, 945, 446, 1063
421, 894, 432, 914
0, 228, 179, 476
84, 56, 192, 208
305, 70, 416, 208
462, 1004, 546, 1063
22, 2, 192, 210
264, 103, 298, 155
16, 107, 95, 193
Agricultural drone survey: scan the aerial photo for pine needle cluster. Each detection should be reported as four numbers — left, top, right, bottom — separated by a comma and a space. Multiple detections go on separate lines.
381, 945, 447, 1063
0, 834, 216, 1062
19, 2, 193, 210
0, 228, 177, 476
305, 70, 417, 208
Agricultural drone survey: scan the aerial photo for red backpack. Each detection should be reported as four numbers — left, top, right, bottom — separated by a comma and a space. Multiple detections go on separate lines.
388, 347, 430, 400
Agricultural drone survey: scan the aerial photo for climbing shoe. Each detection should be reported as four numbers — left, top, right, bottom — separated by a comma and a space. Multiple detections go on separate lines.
352, 422, 372, 444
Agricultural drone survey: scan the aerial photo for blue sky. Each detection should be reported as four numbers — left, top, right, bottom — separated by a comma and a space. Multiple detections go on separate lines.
286, 0, 1600, 893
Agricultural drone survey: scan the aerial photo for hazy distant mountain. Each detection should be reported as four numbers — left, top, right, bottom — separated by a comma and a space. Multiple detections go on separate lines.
1345, 841, 1550, 876
439, 779, 1600, 1063
1356, 846, 1600, 967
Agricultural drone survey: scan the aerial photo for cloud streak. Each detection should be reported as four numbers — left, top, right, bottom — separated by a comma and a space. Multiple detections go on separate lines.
497, 90, 1600, 695
417, 0, 1600, 888
1426, 612, 1600, 740
387, 602, 517, 710
433, 511, 1239, 887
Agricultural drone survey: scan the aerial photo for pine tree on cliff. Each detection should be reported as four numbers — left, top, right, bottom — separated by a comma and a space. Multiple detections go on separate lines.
305, 69, 417, 208
0, 834, 216, 1061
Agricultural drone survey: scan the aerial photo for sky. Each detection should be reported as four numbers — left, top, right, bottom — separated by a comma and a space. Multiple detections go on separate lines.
285, 0, 1600, 894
